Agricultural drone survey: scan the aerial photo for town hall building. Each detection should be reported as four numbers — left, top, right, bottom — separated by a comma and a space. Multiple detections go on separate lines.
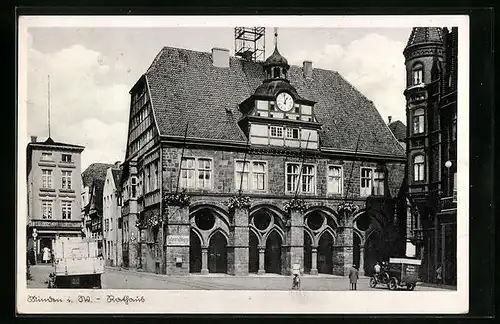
119, 34, 407, 276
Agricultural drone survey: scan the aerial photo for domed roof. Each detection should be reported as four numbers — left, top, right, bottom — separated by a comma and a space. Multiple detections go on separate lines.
263, 46, 289, 68
405, 27, 444, 49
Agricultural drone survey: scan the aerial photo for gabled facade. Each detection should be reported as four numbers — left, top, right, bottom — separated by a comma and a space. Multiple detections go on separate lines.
403, 27, 458, 285
26, 136, 84, 263
81, 163, 113, 255
119, 44, 407, 276
103, 162, 123, 266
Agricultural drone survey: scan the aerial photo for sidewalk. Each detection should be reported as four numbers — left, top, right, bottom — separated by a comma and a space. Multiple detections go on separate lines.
416, 282, 457, 290
104, 265, 369, 279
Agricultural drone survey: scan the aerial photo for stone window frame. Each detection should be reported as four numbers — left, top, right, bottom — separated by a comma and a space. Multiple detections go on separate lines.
412, 62, 424, 85
41, 152, 53, 161
41, 199, 53, 219
285, 162, 317, 195
41, 169, 53, 189
180, 156, 214, 191
413, 108, 425, 134
360, 167, 386, 197
234, 159, 268, 193
326, 164, 344, 196
61, 170, 72, 190
61, 200, 72, 220
413, 154, 425, 182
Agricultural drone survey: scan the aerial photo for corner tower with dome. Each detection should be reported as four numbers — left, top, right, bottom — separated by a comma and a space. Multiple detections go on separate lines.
118, 30, 407, 277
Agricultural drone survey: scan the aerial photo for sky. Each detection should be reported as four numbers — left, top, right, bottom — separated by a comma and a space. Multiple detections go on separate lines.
25, 26, 412, 171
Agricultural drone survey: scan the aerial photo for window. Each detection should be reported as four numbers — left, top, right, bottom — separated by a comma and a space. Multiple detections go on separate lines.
327, 166, 343, 194
235, 161, 250, 191
360, 167, 386, 197
373, 170, 385, 196
273, 67, 280, 78
286, 164, 300, 192
61, 170, 72, 190
286, 128, 300, 139
252, 162, 266, 191
61, 201, 72, 220
413, 108, 425, 134
270, 126, 283, 138
412, 64, 423, 85
286, 163, 315, 194
180, 158, 196, 189
41, 200, 53, 219
131, 177, 137, 199
413, 155, 425, 181
360, 168, 373, 197
41, 152, 52, 161
155, 161, 160, 190
110, 218, 113, 231
301, 165, 315, 193
62, 154, 72, 163
41, 169, 53, 189
197, 159, 212, 189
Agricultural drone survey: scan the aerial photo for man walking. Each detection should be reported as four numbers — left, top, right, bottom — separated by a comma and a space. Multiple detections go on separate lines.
349, 264, 359, 290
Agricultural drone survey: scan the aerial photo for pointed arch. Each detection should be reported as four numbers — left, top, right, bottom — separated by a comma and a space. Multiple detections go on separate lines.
190, 227, 205, 247
263, 225, 285, 244
304, 227, 314, 245
207, 227, 229, 244
315, 227, 336, 247
304, 206, 340, 228
353, 227, 364, 246
249, 226, 264, 247
250, 204, 286, 230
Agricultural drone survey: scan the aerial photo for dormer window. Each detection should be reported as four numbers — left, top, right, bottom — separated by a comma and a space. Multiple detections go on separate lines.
412, 63, 424, 85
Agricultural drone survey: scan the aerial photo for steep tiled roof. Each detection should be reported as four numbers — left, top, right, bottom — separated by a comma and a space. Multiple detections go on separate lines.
388, 120, 406, 142
82, 163, 114, 188
406, 27, 443, 49
145, 47, 405, 157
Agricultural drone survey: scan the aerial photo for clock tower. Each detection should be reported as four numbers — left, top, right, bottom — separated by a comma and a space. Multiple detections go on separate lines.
238, 29, 321, 150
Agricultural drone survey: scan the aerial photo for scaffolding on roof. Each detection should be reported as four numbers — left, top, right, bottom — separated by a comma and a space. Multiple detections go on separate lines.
234, 27, 266, 62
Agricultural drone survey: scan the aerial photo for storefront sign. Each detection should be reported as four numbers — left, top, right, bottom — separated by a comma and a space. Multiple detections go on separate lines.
31, 220, 82, 229
166, 235, 189, 245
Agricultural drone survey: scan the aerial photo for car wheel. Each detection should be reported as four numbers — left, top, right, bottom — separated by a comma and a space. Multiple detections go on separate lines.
389, 278, 398, 291
369, 277, 377, 288
406, 283, 415, 291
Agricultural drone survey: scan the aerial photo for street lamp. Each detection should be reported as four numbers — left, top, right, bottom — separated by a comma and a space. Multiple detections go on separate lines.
445, 160, 453, 197
445, 160, 452, 169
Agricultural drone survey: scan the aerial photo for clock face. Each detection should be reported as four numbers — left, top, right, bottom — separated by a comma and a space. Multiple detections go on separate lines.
276, 92, 294, 112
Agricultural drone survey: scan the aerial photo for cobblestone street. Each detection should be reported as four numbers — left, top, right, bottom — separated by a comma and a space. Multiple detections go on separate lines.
27, 265, 452, 291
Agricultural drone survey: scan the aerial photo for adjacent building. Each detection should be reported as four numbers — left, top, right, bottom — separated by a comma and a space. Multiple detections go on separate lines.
403, 27, 458, 285
26, 136, 85, 262
119, 42, 407, 276
81, 163, 113, 255
102, 162, 123, 267
388, 117, 407, 150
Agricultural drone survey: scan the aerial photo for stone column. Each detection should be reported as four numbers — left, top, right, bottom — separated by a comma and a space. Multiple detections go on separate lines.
228, 207, 249, 276
258, 247, 265, 274
284, 209, 304, 275
332, 226, 354, 276
359, 246, 365, 276
310, 247, 318, 275
128, 213, 139, 269
201, 247, 209, 275
165, 205, 190, 275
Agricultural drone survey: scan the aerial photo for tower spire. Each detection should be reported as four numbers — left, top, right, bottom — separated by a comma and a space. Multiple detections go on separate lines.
47, 74, 51, 139
273, 27, 278, 48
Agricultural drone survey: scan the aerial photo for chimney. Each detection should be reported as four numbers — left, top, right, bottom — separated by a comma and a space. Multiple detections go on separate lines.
211, 48, 229, 68
388, 116, 392, 124
30, 135, 37, 143
303, 61, 313, 78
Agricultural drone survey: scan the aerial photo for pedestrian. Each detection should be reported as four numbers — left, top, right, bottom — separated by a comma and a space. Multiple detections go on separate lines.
374, 261, 381, 280
349, 264, 359, 290
436, 265, 443, 285
42, 246, 51, 264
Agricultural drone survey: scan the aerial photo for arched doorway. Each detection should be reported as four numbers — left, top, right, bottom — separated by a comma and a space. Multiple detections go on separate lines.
249, 231, 259, 273
208, 231, 227, 273
265, 231, 282, 274
189, 230, 202, 273
353, 232, 361, 272
317, 231, 334, 274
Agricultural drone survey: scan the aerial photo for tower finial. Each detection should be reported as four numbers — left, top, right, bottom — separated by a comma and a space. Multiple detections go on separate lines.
274, 27, 278, 48
47, 74, 51, 138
